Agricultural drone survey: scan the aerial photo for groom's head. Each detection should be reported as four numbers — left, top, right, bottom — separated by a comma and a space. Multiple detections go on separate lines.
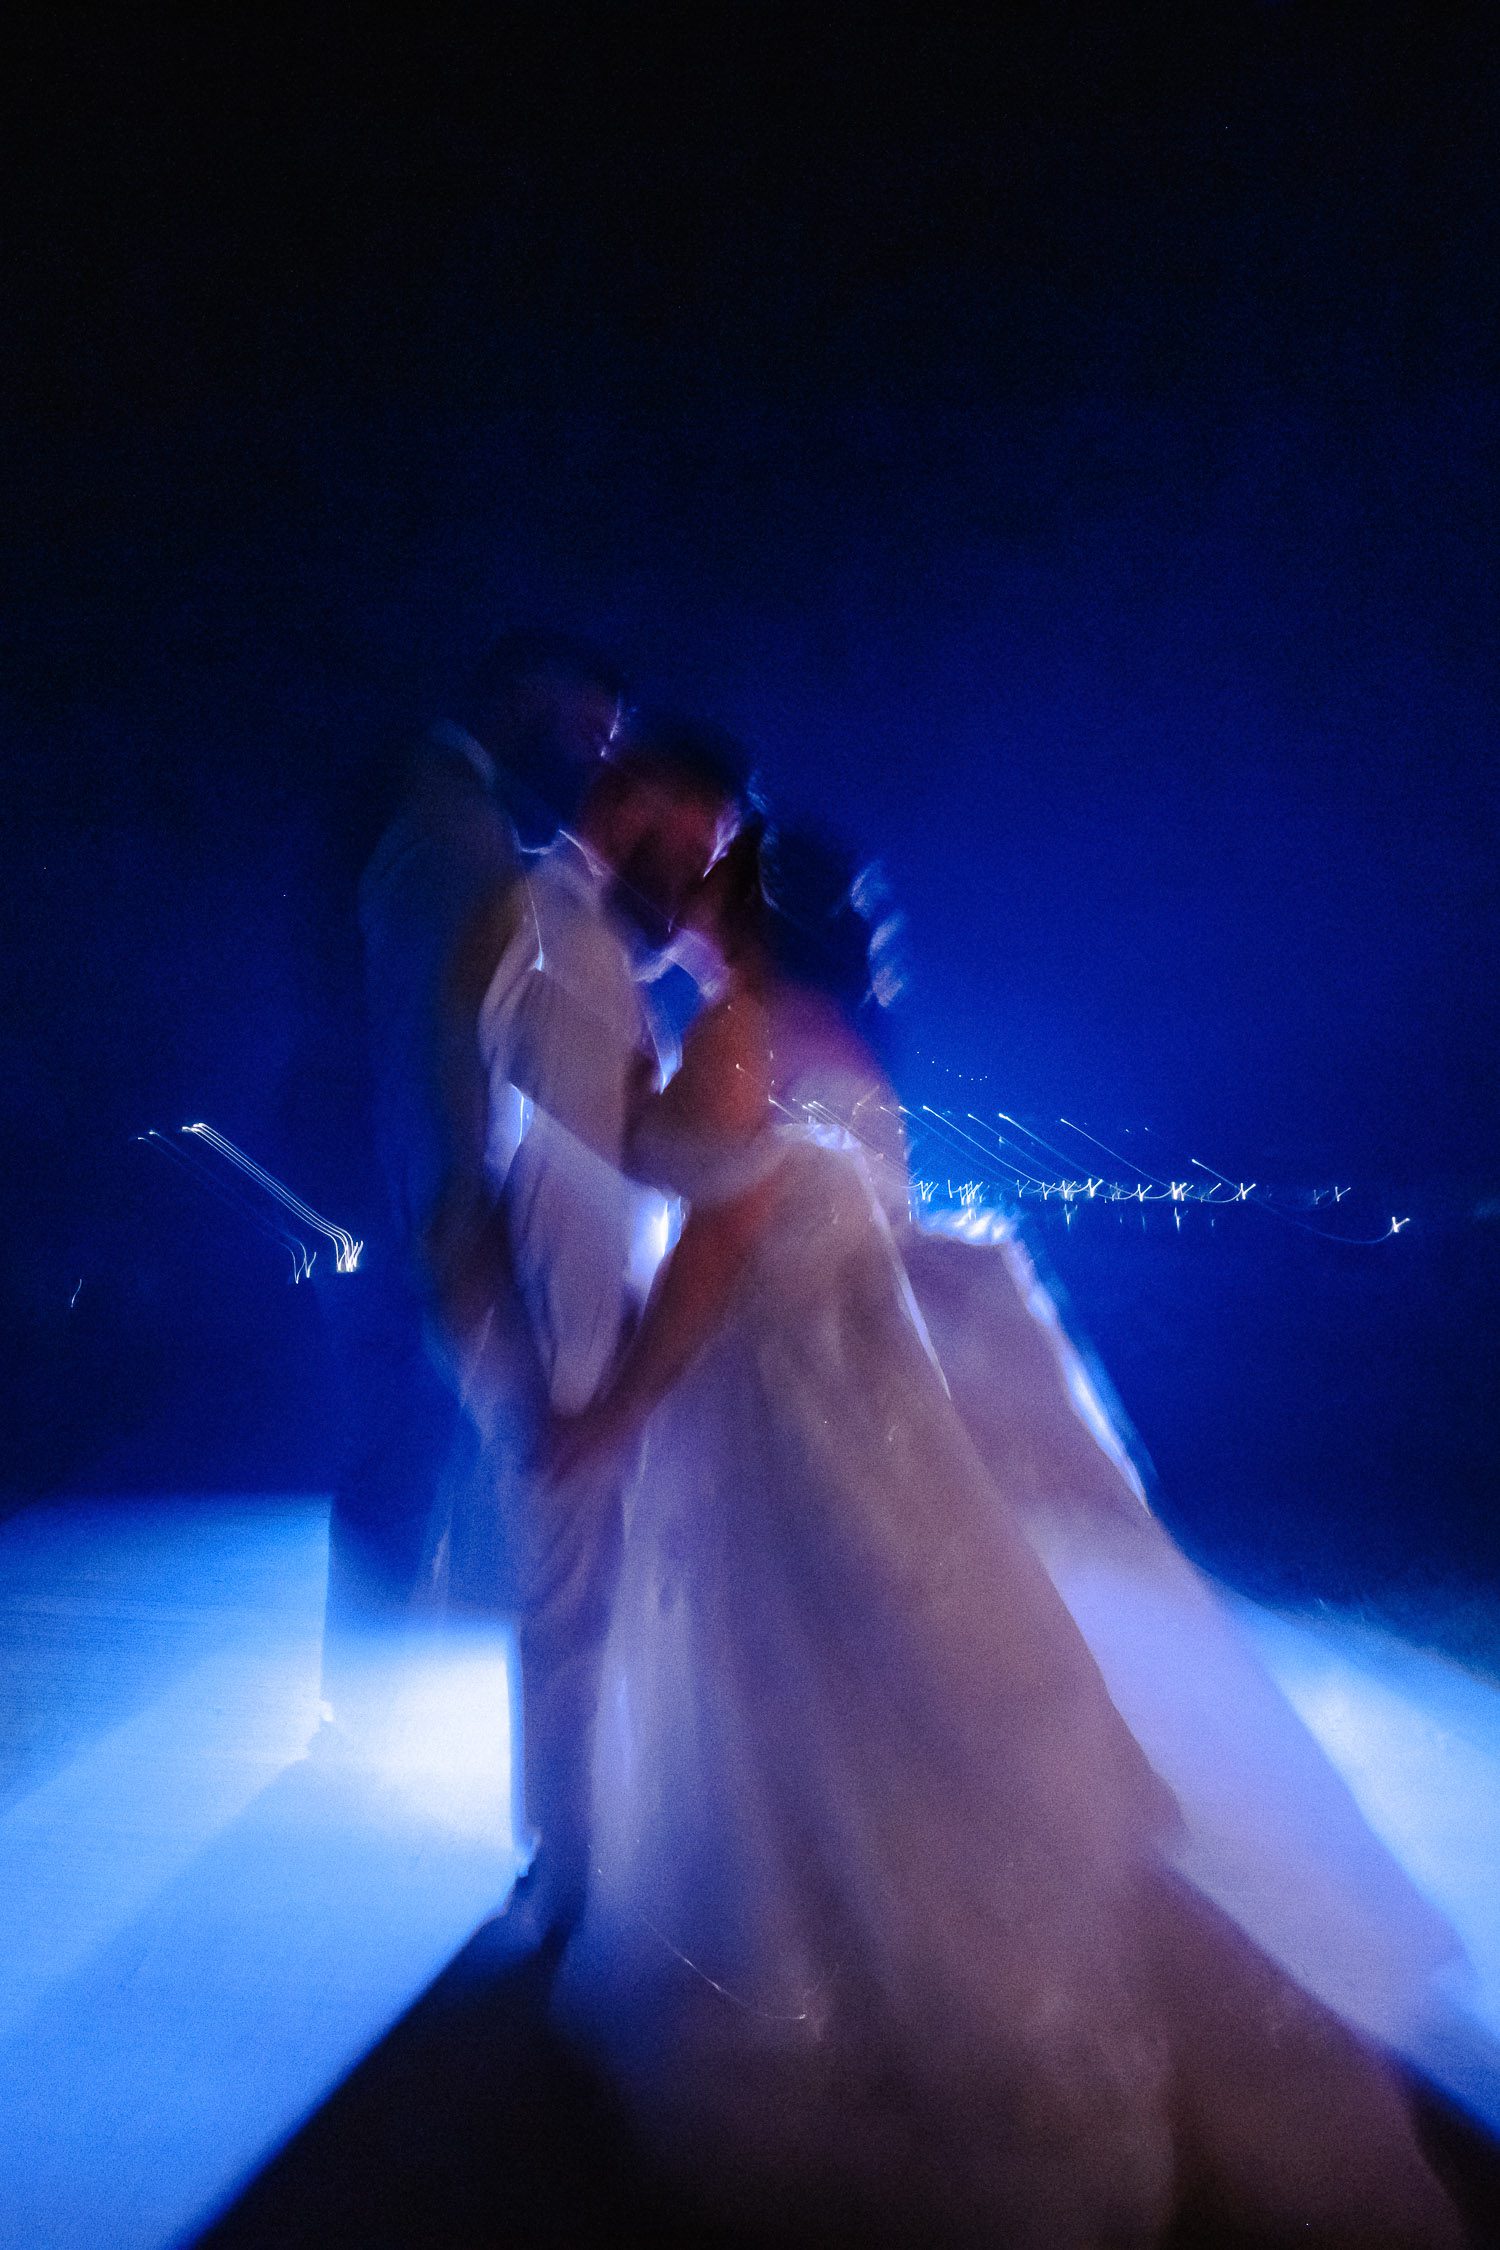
577, 718, 748, 949
464, 630, 628, 838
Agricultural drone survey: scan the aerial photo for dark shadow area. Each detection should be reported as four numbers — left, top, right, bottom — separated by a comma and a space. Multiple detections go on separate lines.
193, 1919, 1500, 2249
1036, 1203, 1500, 1614
192, 1926, 715, 2250
1, 1135, 342, 1513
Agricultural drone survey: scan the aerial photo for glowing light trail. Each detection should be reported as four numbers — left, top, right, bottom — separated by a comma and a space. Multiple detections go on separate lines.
135, 1129, 319, 1281
1059, 1115, 1178, 1192
892, 1104, 1410, 1248
1189, 1154, 1411, 1248
183, 1124, 363, 1273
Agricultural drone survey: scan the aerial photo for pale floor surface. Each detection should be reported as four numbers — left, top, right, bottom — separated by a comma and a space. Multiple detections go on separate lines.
0, 1497, 520, 2250
0, 1494, 1496, 2249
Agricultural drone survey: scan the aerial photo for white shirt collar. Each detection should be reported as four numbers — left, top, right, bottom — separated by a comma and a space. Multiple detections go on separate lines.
551, 828, 613, 904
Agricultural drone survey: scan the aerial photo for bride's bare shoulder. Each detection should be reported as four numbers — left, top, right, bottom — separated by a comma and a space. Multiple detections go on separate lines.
674, 985, 772, 1137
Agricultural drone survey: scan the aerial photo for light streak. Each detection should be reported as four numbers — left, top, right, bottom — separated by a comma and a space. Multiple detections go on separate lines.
619, 1886, 828, 2024
1188, 1155, 1410, 1249
971, 1113, 1117, 1206
895, 1108, 1411, 1249
1060, 1115, 1176, 1193
993, 1109, 1101, 1182
712, 1067, 1401, 1250
135, 1131, 319, 1283
68, 1279, 83, 1311
181, 1125, 363, 1273
918, 1104, 1046, 1183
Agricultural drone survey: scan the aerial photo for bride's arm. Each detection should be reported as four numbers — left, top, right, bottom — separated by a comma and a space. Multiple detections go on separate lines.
551, 1182, 773, 1477
551, 991, 774, 1476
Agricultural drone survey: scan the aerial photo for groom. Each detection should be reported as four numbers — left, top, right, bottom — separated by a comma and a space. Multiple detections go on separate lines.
473, 719, 744, 1936
328, 630, 626, 1656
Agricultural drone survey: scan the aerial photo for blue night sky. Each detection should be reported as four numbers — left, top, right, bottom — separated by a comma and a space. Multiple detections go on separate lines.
4, 10, 1496, 1557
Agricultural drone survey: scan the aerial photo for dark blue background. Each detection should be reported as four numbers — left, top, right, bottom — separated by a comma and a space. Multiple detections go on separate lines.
4, 11, 1496, 1612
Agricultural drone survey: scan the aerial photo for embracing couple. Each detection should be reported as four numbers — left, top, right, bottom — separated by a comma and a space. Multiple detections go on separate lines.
351, 633, 1462, 2247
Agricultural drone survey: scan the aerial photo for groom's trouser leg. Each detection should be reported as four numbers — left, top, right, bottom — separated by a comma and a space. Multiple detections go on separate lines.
515, 1462, 623, 1924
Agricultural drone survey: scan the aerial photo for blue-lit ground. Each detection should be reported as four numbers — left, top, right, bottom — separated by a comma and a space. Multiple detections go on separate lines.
1, 1495, 1497, 2250
1242, 1603, 1500, 2119
0, 1498, 521, 2250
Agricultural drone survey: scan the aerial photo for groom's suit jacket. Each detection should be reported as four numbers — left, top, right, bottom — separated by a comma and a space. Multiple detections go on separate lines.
360, 722, 522, 1264
358, 723, 547, 1573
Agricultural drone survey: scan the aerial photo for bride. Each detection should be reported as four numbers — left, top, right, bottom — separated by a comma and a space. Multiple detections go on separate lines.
548, 823, 1461, 2246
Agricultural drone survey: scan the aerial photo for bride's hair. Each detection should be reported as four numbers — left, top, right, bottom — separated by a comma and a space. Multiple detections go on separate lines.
715, 817, 906, 1024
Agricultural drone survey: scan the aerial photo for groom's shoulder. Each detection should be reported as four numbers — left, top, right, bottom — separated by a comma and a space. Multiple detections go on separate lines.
370, 738, 521, 874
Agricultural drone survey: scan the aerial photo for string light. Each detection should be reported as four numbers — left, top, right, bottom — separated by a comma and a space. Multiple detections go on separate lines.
895, 1104, 1412, 1246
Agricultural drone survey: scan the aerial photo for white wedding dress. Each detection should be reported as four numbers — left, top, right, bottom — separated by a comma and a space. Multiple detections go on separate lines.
777, 1017, 1464, 2059
556, 997, 1461, 2246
